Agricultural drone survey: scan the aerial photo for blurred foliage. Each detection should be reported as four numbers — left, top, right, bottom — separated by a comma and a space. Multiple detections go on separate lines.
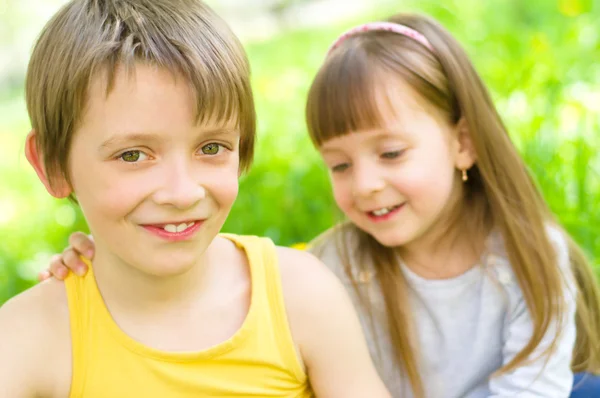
1, 0, 599, 304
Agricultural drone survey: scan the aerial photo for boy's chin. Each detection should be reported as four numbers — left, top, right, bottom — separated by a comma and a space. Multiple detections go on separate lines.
130, 255, 202, 278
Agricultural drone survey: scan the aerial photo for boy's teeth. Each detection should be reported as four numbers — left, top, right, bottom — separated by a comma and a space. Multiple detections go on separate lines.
177, 223, 188, 231
164, 224, 178, 233
163, 222, 194, 233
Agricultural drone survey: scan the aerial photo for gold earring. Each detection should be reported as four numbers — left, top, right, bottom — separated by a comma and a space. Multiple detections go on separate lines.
461, 169, 468, 182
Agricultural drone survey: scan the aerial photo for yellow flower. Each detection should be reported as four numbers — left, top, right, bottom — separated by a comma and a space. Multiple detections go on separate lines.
290, 242, 307, 251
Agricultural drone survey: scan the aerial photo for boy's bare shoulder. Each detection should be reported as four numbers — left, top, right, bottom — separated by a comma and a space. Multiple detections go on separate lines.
276, 246, 345, 298
275, 246, 352, 325
0, 279, 71, 397
274, 246, 390, 397
0, 278, 69, 329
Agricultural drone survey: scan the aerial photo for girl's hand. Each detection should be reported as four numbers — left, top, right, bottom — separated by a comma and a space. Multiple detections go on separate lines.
38, 232, 95, 281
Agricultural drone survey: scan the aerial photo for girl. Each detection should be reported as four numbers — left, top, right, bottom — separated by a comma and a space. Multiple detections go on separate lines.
43, 13, 600, 398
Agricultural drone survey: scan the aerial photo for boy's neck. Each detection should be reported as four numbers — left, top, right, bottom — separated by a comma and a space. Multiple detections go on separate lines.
87, 236, 252, 352
91, 239, 223, 315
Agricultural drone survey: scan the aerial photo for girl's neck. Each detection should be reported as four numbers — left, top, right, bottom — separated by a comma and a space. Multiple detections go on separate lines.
399, 234, 484, 280
398, 205, 490, 280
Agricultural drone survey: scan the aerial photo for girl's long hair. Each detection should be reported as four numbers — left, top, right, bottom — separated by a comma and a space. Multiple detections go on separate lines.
306, 13, 600, 397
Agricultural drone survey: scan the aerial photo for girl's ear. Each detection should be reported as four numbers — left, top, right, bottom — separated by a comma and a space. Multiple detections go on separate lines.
25, 130, 72, 198
453, 117, 476, 170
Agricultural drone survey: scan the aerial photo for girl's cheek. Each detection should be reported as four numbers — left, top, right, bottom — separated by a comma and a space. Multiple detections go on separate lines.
332, 182, 352, 211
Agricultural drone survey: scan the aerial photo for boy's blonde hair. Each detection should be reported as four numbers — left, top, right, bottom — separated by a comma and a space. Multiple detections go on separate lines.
307, 13, 600, 397
26, 0, 256, 190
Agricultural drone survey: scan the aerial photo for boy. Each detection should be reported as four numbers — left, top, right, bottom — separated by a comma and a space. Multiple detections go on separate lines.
0, 1, 389, 397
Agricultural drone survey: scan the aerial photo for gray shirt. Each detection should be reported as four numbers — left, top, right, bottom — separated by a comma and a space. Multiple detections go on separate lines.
309, 225, 576, 398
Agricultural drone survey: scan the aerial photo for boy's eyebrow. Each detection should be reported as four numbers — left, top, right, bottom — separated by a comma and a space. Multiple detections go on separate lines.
99, 127, 239, 150
99, 133, 163, 150
198, 127, 239, 137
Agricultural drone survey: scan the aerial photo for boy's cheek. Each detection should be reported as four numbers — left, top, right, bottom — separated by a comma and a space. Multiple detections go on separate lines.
203, 165, 240, 202
214, 176, 239, 210
76, 180, 143, 219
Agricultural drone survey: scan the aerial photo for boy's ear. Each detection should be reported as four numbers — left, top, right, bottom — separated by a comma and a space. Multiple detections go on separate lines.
25, 130, 72, 198
453, 117, 477, 170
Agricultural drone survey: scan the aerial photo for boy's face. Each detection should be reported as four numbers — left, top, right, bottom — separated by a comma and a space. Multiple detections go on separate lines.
66, 64, 240, 276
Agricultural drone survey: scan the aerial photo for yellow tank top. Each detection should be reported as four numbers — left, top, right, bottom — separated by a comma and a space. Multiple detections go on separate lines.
64, 234, 313, 397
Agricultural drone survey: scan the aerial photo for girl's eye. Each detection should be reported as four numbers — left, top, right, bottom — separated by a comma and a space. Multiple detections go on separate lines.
201, 143, 222, 155
331, 163, 350, 173
381, 150, 404, 159
119, 150, 147, 163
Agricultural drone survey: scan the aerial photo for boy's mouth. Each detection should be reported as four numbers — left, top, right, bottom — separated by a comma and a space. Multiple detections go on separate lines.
159, 222, 196, 233
141, 220, 205, 239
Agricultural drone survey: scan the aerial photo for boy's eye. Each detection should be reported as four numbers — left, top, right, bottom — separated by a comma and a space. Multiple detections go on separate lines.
201, 143, 222, 155
119, 150, 147, 162
381, 150, 404, 159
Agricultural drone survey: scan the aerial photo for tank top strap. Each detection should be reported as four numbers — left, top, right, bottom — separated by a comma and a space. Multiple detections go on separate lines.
64, 259, 96, 397
221, 234, 305, 380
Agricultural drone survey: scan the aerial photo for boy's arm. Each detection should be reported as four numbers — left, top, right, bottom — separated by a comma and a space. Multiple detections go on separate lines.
278, 247, 390, 398
0, 280, 71, 398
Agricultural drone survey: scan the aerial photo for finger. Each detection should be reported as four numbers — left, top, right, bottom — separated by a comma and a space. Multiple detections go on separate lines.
69, 231, 95, 259
38, 270, 51, 282
49, 254, 70, 280
62, 248, 89, 276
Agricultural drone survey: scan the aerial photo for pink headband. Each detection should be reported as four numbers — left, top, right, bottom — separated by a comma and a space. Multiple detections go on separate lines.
327, 22, 434, 56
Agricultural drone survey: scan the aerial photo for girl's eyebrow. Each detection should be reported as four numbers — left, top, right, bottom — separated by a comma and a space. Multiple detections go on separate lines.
320, 129, 409, 153
319, 146, 343, 154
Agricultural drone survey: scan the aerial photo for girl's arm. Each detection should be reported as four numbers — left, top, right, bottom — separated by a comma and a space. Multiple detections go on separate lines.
39, 232, 94, 281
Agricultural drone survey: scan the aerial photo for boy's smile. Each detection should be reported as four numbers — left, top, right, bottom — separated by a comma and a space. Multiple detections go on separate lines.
62, 63, 241, 277
142, 220, 205, 242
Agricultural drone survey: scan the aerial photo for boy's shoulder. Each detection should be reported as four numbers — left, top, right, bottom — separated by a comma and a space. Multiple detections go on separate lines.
274, 244, 355, 345
272, 244, 390, 396
0, 277, 69, 325
305, 223, 367, 285
276, 245, 343, 298
0, 279, 72, 397
306, 222, 358, 258
0, 278, 70, 347
218, 232, 347, 302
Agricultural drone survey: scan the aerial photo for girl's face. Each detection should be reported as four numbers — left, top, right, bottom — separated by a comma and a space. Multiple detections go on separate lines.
319, 78, 475, 250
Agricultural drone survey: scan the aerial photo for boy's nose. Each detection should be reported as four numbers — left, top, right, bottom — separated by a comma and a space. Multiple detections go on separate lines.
153, 160, 207, 209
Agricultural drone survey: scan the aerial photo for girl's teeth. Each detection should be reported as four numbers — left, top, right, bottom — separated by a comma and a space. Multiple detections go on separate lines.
373, 208, 391, 216
372, 205, 400, 216
163, 222, 194, 233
